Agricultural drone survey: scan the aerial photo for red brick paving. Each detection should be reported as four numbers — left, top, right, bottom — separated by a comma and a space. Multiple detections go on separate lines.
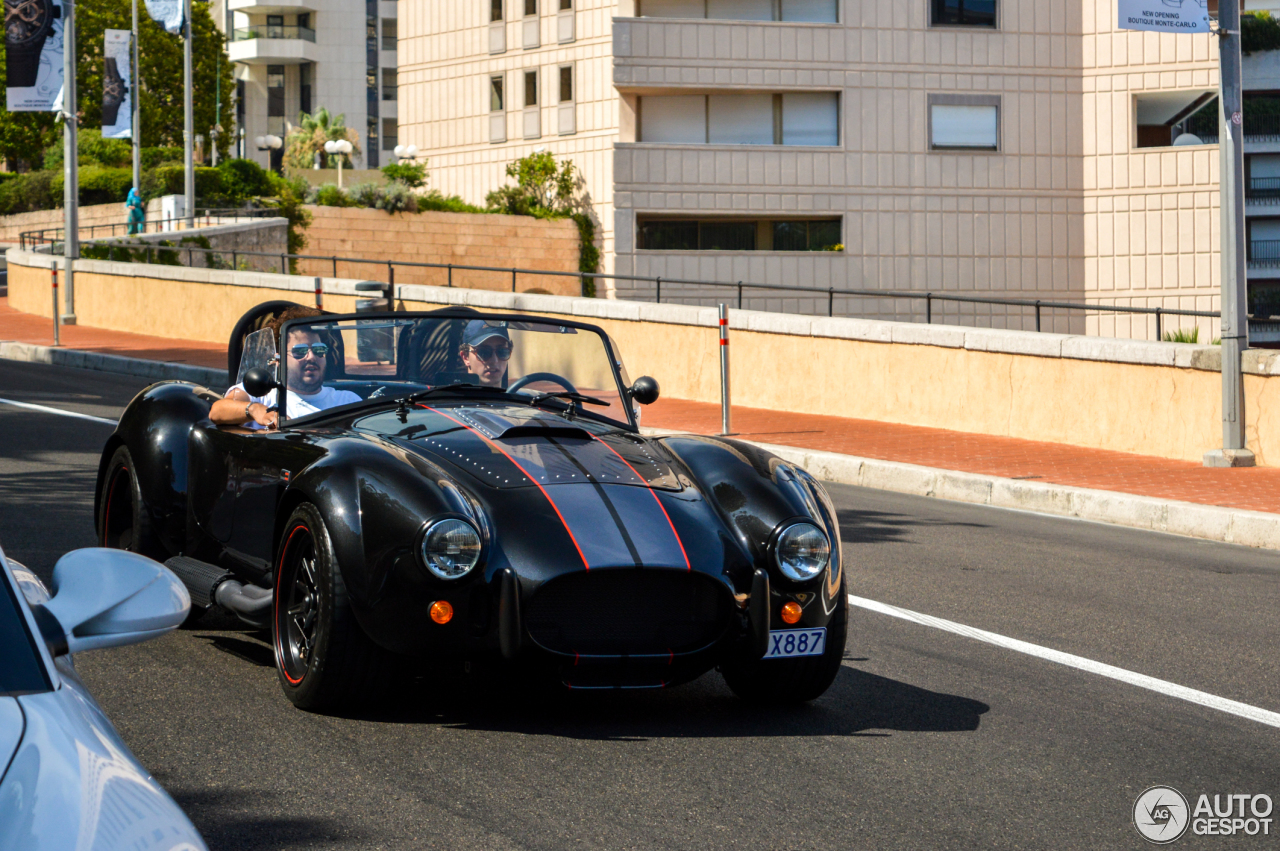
642, 399, 1280, 516
0, 297, 226, 369
2, 298, 1277, 515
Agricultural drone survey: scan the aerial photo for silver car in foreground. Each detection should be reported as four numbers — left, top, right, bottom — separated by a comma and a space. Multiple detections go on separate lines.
0, 544, 206, 851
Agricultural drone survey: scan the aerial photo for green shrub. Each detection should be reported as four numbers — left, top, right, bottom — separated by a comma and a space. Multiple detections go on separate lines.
376, 183, 418, 213
217, 158, 274, 200
141, 147, 183, 169
43, 129, 133, 170
418, 190, 487, 214
0, 172, 20, 185
381, 161, 427, 189
309, 183, 352, 207
0, 170, 58, 215
1244, 12, 1280, 55
263, 173, 312, 269
76, 166, 134, 206
153, 164, 226, 200
347, 182, 383, 208
1162, 327, 1201, 344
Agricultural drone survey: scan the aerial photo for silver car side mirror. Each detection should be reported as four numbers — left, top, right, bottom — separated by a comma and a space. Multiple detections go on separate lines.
37, 549, 190, 656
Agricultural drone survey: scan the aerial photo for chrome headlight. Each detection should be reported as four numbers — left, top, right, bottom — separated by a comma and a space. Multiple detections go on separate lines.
774, 522, 831, 582
420, 518, 482, 580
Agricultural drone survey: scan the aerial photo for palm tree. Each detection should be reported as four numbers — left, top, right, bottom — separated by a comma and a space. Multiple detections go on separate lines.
285, 108, 362, 170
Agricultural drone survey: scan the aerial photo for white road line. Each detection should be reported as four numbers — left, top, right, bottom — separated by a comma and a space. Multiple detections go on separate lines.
0, 397, 119, 426
849, 593, 1280, 730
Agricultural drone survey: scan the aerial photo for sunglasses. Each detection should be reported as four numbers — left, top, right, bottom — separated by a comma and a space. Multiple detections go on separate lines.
470, 344, 512, 361
289, 343, 329, 359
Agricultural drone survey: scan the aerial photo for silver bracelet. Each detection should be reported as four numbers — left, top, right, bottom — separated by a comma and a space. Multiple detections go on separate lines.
245, 402, 254, 420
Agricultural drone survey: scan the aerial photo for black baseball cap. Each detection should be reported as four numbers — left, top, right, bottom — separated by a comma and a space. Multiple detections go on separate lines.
463, 320, 511, 348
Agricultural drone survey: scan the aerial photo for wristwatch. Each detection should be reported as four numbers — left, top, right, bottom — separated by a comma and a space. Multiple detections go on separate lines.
102, 57, 127, 125
244, 402, 255, 421
4, 0, 60, 89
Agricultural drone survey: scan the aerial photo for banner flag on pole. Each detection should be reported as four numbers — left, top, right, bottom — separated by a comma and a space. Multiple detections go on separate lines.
102, 29, 131, 138
5, 0, 65, 111
1118, 0, 1211, 34
142, 0, 182, 34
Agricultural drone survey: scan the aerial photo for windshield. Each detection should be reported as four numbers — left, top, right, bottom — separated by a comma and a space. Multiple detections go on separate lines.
278, 314, 633, 427
0, 556, 53, 696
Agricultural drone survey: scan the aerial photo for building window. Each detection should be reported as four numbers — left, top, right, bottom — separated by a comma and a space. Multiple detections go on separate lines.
382, 18, 397, 50
382, 68, 397, 101
382, 118, 398, 151
267, 14, 283, 37
638, 217, 843, 251
639, 92, 839, 146
300, 62, 312, 115
267, 64, 285, 138
931, 0, 996, 28
557, 0, 574, 42
1135, 90, 1217, 148
637, 0, 837, 23
490, 74, 507, 143
524, 0, 536, 15
558, 64, 575, 135
523, 0, 540, 47
523, 69, 541, 139
928, 94, 1000, 151
366, 0, 379, 166
492, 0, 504, 21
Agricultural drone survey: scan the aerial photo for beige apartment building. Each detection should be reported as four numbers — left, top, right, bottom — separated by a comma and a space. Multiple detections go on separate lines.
398, 0, 1280, 338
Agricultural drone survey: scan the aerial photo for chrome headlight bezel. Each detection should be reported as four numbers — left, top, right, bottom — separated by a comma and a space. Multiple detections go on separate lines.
772, 521, 831, 582
418, 517, 483, 581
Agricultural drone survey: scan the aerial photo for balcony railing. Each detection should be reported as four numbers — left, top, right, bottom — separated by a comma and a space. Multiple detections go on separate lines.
232, 25, 316, 42
1248, 176, 1280, 205
1249, 239, 1280, 267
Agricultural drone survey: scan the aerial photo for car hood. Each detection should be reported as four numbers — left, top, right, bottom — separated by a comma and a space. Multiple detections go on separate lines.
355, 403, 699, 572
357, 404, 683, 492
0, 681, 206, 851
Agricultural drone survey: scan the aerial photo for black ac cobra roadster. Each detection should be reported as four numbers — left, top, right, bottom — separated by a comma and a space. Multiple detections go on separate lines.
95, 305, 847, 710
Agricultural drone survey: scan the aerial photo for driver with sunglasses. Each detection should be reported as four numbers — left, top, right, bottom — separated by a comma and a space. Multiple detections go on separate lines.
458, 321, 513, 388
212, 307, 361, 428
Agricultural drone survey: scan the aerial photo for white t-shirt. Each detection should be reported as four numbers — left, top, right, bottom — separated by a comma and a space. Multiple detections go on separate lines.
229, 383, 362, 427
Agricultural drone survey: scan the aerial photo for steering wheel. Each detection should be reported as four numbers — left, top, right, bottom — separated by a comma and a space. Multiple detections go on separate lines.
508, 372, 578, 395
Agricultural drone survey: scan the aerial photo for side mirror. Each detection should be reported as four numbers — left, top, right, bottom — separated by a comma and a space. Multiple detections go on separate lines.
242, 366, 280, 398
629, 376, 660, 406
38, 549, 190, 656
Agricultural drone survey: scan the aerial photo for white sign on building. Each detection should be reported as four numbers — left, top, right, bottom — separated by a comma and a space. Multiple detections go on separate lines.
1118, 0, 1212, 34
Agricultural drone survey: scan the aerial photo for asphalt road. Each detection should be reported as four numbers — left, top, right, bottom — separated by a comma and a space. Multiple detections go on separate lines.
3, 359, 1280, 850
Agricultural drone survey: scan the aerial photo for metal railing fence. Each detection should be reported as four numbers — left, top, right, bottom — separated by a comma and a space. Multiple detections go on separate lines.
232, 25, 316, 42
23, 232, 1225, 342
18, 209, 278, 250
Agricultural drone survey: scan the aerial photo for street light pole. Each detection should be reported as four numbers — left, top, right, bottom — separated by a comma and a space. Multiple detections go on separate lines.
131, 0, 140, 193
1206, 2, 1255, 468
61, 0, 78, 325
183, 0, 194, 227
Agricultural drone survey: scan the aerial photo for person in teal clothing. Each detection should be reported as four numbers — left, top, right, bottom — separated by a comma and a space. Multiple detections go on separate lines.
125, 188, 145, 235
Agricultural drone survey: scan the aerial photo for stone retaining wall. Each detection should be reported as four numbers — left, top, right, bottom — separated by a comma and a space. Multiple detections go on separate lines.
6, 246, 1278, 465
297, 206, 583, 297
0, 199, 167, 242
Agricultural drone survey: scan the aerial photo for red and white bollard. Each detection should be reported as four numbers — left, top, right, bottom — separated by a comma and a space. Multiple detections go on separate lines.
314, 277, 323, 309
51, 265, 60, 347
719, 304, 731, 435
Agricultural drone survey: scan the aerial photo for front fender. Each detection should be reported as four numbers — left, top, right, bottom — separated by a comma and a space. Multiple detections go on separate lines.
281, 436, 484, 652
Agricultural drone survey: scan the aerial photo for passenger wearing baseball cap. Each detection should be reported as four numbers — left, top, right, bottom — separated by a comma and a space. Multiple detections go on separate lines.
459, 320, 513, 388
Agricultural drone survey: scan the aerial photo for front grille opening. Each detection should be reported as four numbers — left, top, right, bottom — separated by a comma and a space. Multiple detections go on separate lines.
526, 569, 732, 656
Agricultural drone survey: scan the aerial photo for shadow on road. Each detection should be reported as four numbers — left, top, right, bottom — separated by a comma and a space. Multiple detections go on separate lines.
340, 663, 990, 742
164, 788, 361, 851
836, 506, 990, 546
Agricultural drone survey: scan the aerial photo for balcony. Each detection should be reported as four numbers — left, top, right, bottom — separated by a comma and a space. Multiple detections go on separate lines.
226, 0, 314, 13
228, 25, 318, 64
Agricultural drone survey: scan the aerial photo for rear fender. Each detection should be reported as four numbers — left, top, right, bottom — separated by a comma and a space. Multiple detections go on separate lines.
100, 382, 217, 554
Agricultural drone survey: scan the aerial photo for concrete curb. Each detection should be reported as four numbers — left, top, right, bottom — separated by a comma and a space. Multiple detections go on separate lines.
642, 428, 1280, 551
0, 341, 227, 391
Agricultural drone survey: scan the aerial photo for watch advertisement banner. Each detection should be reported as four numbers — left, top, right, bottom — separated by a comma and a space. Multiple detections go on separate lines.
142, 0, 183, 35
1117, 0, 1211, 34
102, 29, 131, 138
4, 0, 65, 112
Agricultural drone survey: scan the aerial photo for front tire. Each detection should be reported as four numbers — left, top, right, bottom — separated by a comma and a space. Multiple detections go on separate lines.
272, 502, 395, 712
721, 577, 848, 704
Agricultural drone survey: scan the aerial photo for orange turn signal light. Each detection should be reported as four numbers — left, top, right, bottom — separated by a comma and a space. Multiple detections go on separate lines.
781, 601, 803, 624
429, 600, 454, 625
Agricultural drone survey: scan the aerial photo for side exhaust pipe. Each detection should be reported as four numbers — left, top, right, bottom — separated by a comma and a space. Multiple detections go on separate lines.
165, 556, 273, 628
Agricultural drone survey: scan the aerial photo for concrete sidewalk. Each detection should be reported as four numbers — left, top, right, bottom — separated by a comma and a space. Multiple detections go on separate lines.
3, 297, 1278, 550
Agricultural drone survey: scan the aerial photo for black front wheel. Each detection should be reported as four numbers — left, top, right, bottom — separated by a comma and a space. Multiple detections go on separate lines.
272, 502, 395, 712
98, 445, 165, 559
721, 577, 848, 704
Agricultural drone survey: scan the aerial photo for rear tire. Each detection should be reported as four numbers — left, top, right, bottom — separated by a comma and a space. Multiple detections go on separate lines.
272, 502, 395, 712
98, 445, 166, 560
721, 577, 848, 704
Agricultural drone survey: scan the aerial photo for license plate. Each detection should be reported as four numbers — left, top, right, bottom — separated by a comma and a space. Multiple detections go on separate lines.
765, 628, 826, 659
